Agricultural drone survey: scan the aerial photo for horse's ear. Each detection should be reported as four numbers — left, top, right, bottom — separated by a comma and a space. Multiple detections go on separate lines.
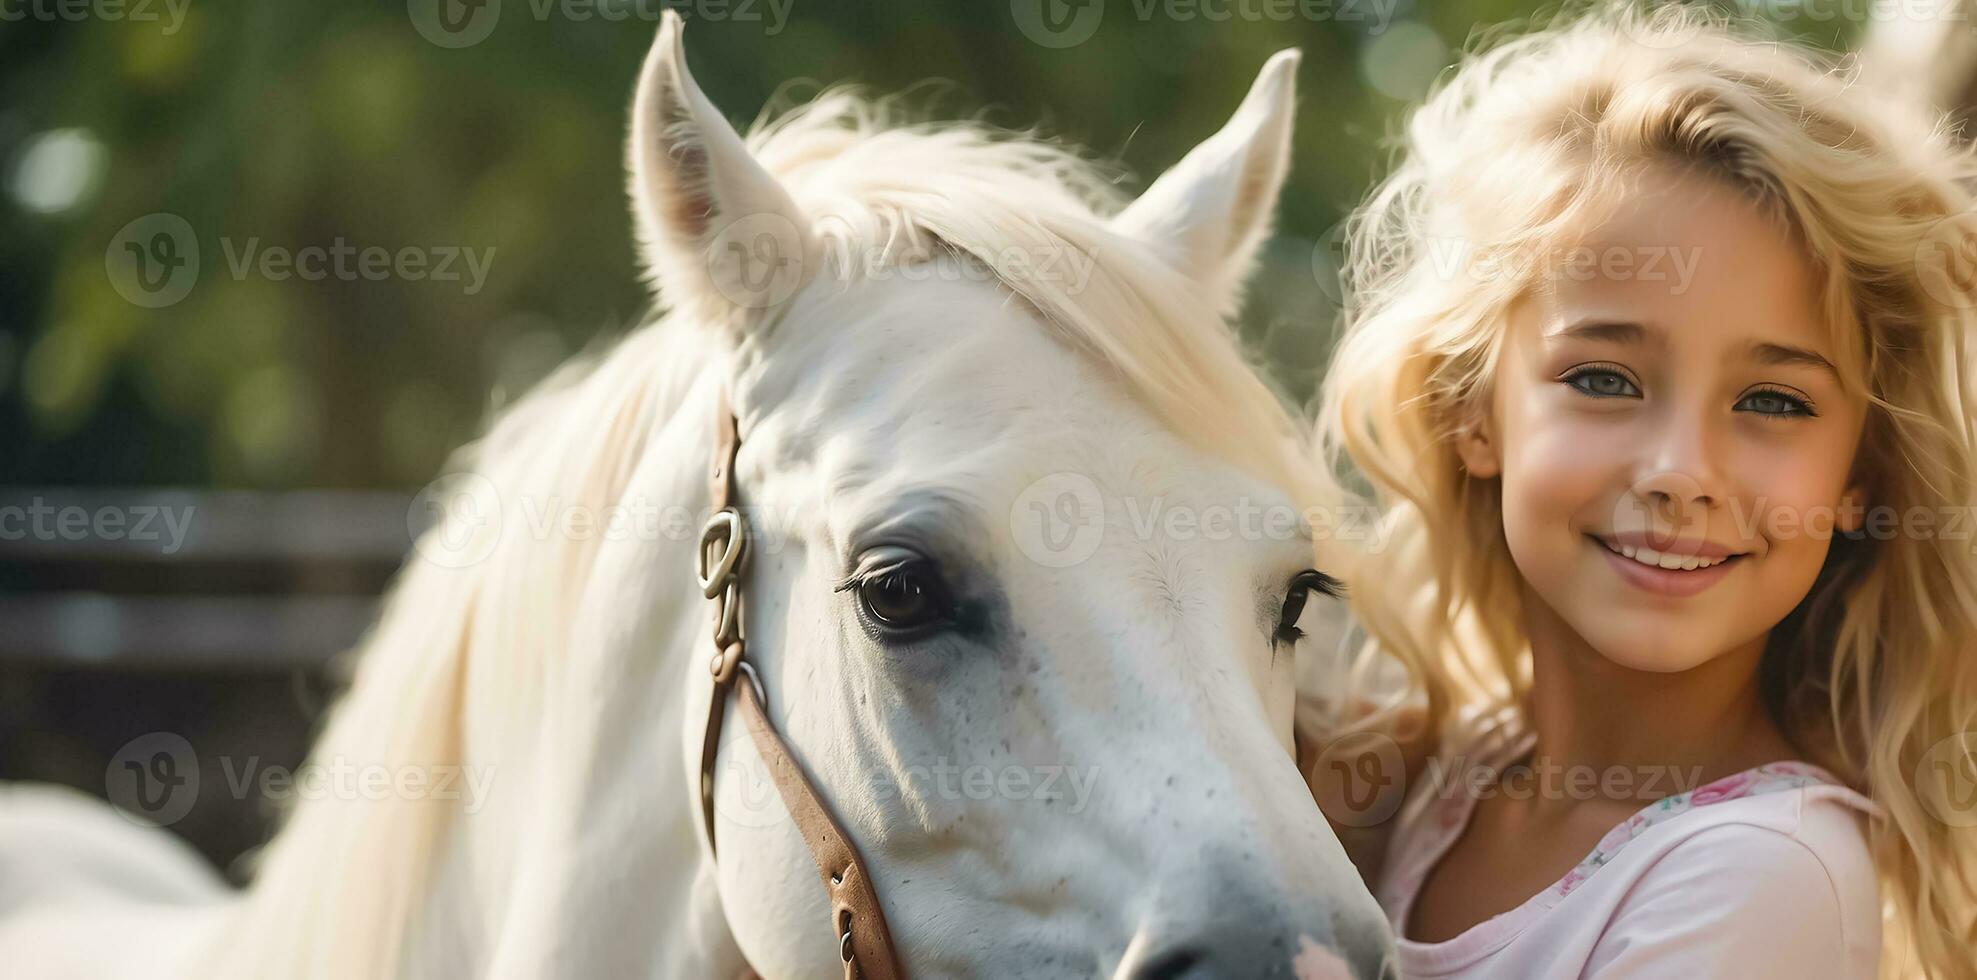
627, 11, 810, 324
1113, 49, 1299, 319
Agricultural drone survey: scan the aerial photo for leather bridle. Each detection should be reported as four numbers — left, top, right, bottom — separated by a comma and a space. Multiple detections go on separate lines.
695, 388, 905, 980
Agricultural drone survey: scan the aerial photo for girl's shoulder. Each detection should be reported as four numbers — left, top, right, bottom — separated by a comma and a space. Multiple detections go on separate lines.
1377, 705, 1885, 978
1578, 780, 1883, 977
1579, 757, 1881, 884
1390, 702, 1882, 877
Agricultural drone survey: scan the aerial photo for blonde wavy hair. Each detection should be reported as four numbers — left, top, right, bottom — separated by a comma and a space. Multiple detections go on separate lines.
1316, 3, 1977, 976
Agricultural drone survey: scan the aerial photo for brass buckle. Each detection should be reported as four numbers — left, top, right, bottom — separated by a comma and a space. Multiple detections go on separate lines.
697, 508, 747, 599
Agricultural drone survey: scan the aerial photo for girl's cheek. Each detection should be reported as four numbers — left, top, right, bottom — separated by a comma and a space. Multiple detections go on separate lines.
1499, 390, 1630, 535
1731, 433, 1858, 557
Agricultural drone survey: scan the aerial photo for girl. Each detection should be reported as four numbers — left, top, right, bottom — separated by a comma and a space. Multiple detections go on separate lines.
1309, 3, 1977, 977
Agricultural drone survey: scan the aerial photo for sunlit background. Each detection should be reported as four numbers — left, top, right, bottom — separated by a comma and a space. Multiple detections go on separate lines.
0, 1, 1876, 869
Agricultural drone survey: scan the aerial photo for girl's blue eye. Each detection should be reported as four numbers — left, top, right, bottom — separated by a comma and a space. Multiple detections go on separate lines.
1737, 388, 1816, 418
1563, 367, 1639, 399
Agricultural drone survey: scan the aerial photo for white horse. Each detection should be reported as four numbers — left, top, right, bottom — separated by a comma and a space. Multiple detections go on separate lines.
0, 14, 1394, 979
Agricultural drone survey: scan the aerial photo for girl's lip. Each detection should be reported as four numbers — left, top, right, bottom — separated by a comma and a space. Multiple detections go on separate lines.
1588, 534, 1743, 598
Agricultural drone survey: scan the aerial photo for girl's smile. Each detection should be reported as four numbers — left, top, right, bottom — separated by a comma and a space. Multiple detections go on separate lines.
1586, 531, 1747, 598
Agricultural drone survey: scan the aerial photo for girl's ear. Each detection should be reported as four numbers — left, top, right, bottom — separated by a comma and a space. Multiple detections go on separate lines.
1454, 410, 1502, 478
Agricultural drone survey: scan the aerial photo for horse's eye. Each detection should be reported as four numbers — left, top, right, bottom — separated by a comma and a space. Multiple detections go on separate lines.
1276, 569, 1343, 643
843, 547, 954, 635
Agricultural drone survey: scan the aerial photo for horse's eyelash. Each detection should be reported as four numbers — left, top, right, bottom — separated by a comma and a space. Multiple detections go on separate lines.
835, 559, 914, 593
830, 569, 877, 592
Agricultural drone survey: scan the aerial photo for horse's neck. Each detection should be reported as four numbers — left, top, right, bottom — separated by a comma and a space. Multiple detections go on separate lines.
210, 321, 737, 979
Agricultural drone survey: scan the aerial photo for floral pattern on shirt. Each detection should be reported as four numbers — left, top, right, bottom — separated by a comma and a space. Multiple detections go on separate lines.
1548, 761, 1838, 898
1379, 721, 1851, 927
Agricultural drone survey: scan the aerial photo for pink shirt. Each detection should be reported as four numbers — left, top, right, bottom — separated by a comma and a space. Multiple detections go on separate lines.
1374, 707, 1884, 979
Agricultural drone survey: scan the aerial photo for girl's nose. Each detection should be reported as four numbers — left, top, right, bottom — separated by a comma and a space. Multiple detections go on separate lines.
1634, 403, 1730, 509
1634, 468, 1717, 511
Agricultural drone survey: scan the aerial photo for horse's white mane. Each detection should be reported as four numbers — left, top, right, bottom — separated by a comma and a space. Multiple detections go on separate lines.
215, 89, 1325, 979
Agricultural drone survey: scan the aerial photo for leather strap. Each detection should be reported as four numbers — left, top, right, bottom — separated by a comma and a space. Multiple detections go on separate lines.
696, 388, 905, 980
735, 677, 902, 980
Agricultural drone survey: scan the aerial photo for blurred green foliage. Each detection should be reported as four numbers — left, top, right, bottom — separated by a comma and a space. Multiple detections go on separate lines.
0, 0, 1860, 489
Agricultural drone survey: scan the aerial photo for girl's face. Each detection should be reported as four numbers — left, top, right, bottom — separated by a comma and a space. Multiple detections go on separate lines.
1459, 170, 1869, 672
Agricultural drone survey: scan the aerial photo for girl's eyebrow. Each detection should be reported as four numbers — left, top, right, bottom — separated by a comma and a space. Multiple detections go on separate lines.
1549, 317, 1656, 346
1551, 317, 1841, 381
1741, 339, 1840, 381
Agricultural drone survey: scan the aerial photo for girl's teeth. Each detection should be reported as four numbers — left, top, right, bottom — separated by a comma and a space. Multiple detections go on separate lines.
1610, 540, 1722, 570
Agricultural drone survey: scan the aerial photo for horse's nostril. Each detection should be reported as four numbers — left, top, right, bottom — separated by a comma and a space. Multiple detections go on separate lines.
1133, 947, 1206, 980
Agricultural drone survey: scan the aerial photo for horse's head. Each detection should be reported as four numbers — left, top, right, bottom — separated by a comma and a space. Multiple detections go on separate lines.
625, 13, 1392, 978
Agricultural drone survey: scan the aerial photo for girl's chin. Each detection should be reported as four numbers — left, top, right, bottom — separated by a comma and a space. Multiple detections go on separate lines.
1560, 603, 1755, 674
1584, 641, 1726, 674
